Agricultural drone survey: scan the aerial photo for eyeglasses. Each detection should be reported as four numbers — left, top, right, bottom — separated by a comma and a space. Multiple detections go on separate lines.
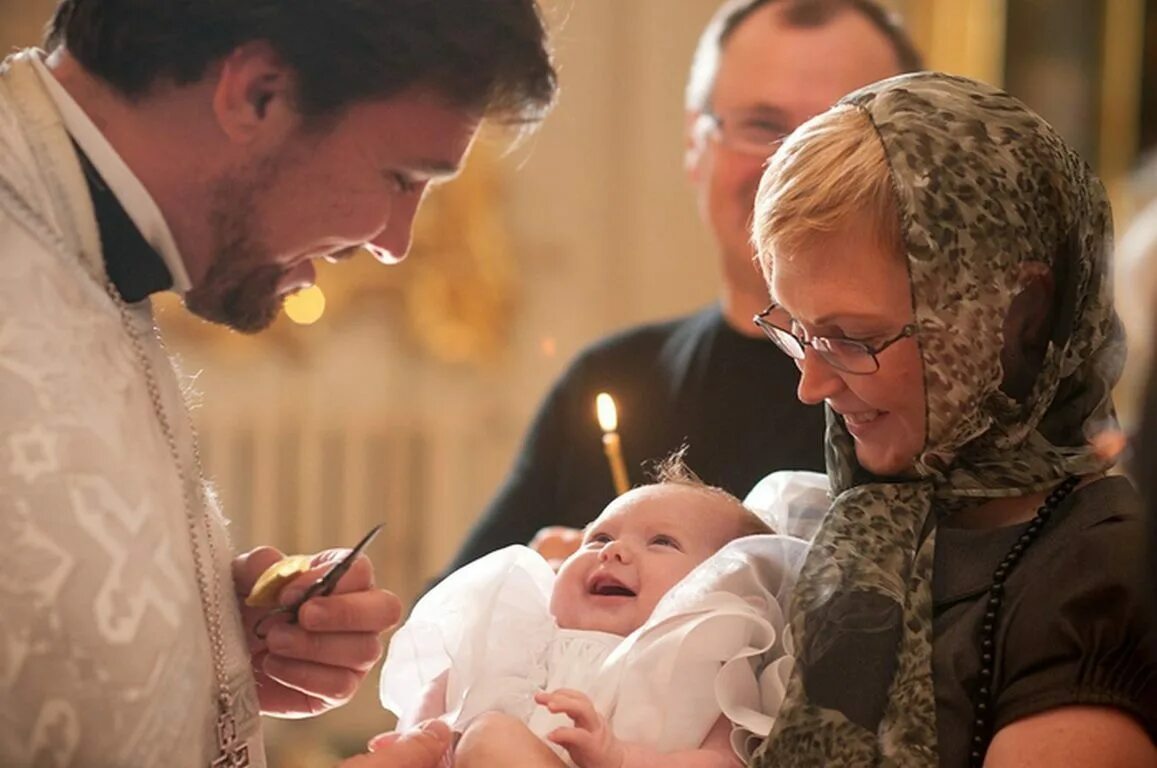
753, 303, 918, 375
694, 109, 789, 158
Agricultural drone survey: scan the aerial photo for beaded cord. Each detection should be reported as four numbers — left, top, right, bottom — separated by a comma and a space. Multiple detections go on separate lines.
968, 474, 1081, 767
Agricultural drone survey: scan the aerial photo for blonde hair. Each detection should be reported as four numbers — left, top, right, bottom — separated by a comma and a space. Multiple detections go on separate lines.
752, 104, 903, 281
651, 449, 774, 540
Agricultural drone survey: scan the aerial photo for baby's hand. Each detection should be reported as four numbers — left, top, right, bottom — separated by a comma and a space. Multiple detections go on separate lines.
536, 689, 624, 768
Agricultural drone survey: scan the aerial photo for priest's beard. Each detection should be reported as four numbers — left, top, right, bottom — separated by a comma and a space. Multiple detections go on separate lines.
185, 160, 287, 334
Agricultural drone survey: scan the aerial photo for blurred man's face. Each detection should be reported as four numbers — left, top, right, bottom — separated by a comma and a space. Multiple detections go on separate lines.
685, 6, 904, 297
186, 91, 478, 332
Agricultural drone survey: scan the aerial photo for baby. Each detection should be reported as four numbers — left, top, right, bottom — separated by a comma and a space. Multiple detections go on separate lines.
381, 458, 808, 767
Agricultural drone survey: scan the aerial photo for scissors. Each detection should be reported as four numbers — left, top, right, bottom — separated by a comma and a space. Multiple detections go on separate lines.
253, 522, 385, 640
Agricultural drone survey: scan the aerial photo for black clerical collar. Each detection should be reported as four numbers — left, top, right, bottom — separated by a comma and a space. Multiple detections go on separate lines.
72, 141, 173, 302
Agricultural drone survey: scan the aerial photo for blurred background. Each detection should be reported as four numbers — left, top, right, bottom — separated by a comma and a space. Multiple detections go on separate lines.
1, 0, 1153, 763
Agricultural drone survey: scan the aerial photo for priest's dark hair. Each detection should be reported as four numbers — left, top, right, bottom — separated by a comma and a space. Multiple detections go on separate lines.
44, 0, 557, 127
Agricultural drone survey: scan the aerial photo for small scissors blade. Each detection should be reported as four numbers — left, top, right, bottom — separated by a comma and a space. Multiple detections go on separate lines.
304, 522, 386, 601
254, 522, 385, 638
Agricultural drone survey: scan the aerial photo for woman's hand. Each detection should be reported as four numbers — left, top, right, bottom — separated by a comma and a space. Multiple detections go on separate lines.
537, 688, 625, 768
233, 546, 402, 717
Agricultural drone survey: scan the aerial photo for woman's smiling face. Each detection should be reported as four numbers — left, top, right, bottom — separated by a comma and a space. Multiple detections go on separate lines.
769, 215, 927, 477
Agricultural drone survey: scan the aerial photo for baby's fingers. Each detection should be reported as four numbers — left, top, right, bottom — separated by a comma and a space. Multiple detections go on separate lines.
546, 725, 595, 752
535, 689, 599, 731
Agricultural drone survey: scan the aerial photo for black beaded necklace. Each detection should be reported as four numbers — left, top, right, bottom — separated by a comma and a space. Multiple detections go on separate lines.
968, 474, 1081, 767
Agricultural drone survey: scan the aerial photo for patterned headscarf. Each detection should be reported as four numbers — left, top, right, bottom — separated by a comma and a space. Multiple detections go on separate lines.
752, 73, 1123, 766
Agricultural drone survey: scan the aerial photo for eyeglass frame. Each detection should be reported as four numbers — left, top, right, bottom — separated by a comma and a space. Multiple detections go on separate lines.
753, 303, 919, 375
693, 109, 789, 158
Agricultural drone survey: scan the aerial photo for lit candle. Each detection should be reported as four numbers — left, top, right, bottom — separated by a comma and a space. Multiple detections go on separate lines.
596, 392, 630, 495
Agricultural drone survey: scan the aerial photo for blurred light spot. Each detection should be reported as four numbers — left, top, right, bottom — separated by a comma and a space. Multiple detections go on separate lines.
285, 285, 326, 325
540, 336, 557, 357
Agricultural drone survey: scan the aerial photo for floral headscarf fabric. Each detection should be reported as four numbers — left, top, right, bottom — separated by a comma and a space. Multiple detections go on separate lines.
752, 73, 1123, 766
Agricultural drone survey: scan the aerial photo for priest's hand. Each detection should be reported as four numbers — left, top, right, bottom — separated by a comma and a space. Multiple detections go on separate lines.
233, 546, 403, 718
340, 721, 453, 768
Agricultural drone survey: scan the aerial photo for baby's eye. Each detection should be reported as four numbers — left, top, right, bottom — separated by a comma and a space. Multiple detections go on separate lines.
650, 535, 681, 550
588, 533, 613, 545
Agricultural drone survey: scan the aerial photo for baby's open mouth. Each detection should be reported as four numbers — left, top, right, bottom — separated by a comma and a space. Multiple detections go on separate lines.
589, 575, 636, 597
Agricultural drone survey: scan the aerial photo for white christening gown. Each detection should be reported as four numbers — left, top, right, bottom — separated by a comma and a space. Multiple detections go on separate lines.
381, 534, 810, 762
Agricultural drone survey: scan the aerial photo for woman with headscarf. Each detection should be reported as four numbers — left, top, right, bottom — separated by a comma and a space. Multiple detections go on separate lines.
748, 72, 1156, 767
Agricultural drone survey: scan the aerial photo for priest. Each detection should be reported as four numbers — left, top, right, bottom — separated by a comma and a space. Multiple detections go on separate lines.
0, 2, 556, 766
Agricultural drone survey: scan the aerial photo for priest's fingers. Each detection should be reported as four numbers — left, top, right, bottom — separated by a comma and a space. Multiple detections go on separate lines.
264, 625, 382, 672
279, 549, 377, 600
232, 546, 287, 596
293, 587, 402, 634
261, 655, 363, 707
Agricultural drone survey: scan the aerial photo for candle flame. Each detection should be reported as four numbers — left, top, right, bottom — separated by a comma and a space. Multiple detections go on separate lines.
596, 392, 618, 432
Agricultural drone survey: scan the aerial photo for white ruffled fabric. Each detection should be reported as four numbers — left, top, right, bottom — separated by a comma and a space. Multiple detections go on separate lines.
743, 470, 830, 541
381, 535, 810, 762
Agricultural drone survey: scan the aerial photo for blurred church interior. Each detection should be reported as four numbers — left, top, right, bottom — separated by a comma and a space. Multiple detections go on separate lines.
1, 0, 1153, 763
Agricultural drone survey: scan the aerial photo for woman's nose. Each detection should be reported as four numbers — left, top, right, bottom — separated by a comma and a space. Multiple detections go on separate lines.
796, 348, 845, 405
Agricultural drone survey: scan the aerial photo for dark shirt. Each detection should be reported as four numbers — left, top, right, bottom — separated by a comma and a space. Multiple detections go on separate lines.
932, 476, 1157, 766
72, 141, 172, 302
1136, 368, 1157, 646
441, 305, 827, 577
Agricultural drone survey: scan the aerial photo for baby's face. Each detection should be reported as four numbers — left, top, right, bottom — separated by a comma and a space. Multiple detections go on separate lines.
549, 484, 737, 636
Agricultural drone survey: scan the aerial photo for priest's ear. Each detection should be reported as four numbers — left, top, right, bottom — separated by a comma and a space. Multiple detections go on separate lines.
211, 41, 301, 145
1000, 261, 1056, 401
